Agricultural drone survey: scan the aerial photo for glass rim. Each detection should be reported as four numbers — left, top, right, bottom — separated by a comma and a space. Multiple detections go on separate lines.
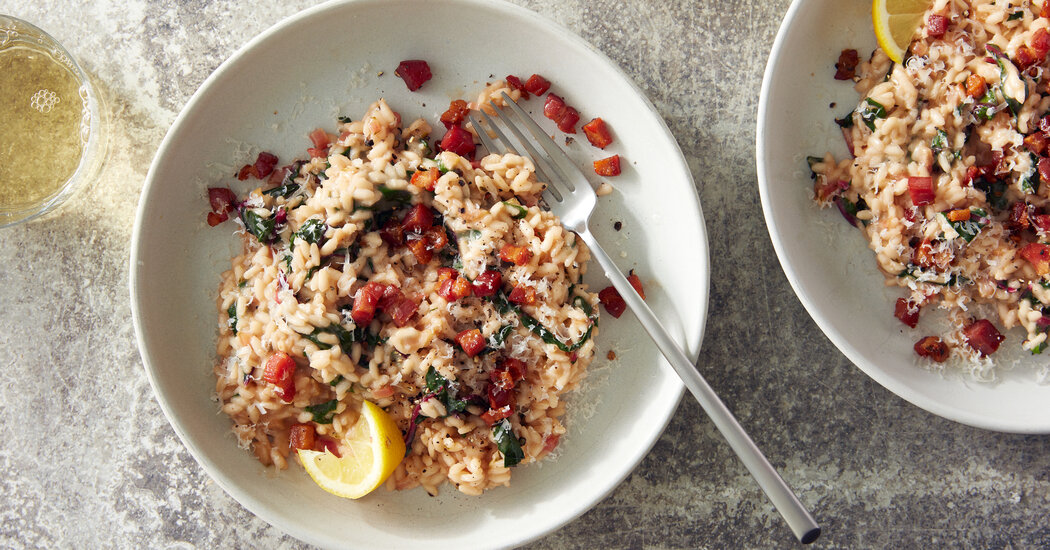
0, 14, 105, 229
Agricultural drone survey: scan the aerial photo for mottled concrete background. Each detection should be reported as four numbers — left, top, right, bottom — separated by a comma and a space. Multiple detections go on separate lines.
2, 0, 1049, 548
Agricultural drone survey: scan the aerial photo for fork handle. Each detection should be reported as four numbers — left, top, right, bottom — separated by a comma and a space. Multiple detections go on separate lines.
578, 229, 821, 544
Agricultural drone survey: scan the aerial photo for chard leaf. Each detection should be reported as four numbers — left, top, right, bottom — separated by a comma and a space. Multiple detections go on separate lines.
1021, 153, 1040, 194
241, 209, 277, 243
493, 419, 524, 467
489, 324, 513, 348
296, 218, 326, 246
974, 178, 1008, 209
996, 57, 1026, 117
263, 182, 300, 198
931, 129, 949, 153
501, 201, 528, 219
490, 293, 594, 352
974, 87, 998, 120
300, 322, 382, 351
897, 265, 966, 286
263, 161, 304, 198
573, 295, 593, 317
226, 303, 238, 334
859, 98, 887, 131
941, 208, 987, 243
304, 399, 339, 424
378, 185, 412, 204
423, 367, 470, 415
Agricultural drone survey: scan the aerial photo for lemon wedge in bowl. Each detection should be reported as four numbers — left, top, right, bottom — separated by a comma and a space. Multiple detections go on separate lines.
298, 400, 406, 499
872, 0, 931, 63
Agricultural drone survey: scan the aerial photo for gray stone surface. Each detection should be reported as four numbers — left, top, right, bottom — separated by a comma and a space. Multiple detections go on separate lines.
2, 0, 1049, 548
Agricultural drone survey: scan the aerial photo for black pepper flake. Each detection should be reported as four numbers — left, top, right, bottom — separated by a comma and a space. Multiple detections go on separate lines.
829, 102, 836, 108
564, 136, 574, 146
613, 221, 622, 231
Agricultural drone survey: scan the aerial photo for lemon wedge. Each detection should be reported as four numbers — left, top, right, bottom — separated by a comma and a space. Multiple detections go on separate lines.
872, 0, 931, 63
298, 400, 406, 499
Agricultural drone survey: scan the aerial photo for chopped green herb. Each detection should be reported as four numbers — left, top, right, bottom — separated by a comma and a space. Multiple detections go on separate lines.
437, 159, 451, 173
304, 399, 339, 424
493, 419, 524, 467
501, 201, 528, 219
1032, 342, 1047, 355
859, 98, 887, 131
329, 375, 344, 386
835, 112, 855, 128
237, 279, 247, 288
1008, 10, 1025, 20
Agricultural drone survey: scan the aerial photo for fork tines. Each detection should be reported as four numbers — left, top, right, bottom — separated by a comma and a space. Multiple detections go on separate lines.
467, 92, 594, 203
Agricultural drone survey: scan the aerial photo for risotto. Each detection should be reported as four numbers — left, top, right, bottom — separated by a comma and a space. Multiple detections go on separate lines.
811, 0, 1050, 365
210, 91, 598, 495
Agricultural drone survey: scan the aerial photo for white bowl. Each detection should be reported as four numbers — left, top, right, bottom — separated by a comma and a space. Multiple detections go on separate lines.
130, 0, 709, 547
758, 0, 1050, 433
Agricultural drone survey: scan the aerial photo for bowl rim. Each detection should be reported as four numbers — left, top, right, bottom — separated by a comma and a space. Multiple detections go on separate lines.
756, 0, 1050, 434
130, 0, 710, 546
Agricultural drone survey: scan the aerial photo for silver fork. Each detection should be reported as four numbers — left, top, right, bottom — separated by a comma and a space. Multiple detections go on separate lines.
468, 92, 820, 545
